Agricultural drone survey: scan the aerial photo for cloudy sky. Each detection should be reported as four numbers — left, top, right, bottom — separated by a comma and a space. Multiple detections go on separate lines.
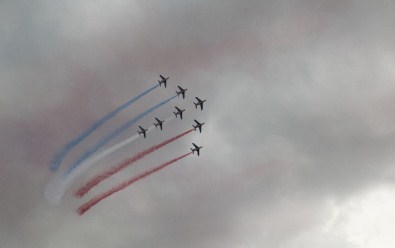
1, 0, 395, 247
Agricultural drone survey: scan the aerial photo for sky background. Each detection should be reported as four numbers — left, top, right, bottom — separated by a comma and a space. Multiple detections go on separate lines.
1, 0, 395, 247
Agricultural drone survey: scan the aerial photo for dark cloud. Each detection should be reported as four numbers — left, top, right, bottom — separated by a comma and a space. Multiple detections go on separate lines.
1, 0, 395, 247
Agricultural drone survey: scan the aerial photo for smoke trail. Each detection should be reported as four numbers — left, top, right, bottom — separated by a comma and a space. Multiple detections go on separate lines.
50, 84, 159, 172
75, 128, 193, 198
73, 115, 175, 178
77, 152, 192, 215
44, 116, 176, 204
64, 95, 177, 177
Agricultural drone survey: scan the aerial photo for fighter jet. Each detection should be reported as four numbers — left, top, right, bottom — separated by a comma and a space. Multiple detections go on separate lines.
158, 75, 169, 88
137, 125, 148, 138
193, 97, 206, 110
174, 106, 185, 119
193, 119, 205, 133
176, 86, 188, 99
190, 143, 203, 156
154, 118, 164, 130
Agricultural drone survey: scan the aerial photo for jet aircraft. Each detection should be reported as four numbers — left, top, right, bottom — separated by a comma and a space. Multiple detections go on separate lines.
190, 143, 203, 156
176, 86, 188, 99
193, 97, 206, 110
137, 125, 148, 138
174, 106, 185, 119
158, 75, 169, 88
193, 119, 205, 133
154, 118, 164, 130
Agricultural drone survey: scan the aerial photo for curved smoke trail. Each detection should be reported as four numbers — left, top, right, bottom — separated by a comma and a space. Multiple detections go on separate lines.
75, 128, 193, 198
50, 84, 159, 172
77, 152, 192, 215
44, 116, 175, 204
64, 95, 177, 177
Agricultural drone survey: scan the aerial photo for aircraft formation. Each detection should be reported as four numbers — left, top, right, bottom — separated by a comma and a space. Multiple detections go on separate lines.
137, 75, 206, 155
47, 74, 207, 214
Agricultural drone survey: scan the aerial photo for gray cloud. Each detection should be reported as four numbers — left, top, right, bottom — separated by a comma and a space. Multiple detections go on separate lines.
1, 0, 395, 247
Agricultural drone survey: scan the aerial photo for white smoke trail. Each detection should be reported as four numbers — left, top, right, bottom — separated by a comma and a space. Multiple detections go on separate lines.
44, 115, 175, 204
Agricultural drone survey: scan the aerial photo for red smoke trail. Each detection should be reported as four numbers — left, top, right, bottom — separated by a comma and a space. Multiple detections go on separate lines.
75, 129, 194, 198
77, 152, 192, 215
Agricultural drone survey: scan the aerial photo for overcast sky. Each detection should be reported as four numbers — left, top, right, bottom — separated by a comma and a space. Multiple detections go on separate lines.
1, 0, 395, 247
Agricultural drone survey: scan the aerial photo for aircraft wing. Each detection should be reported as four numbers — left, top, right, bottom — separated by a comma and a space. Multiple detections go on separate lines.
193, 143, 198, 149
177, 86, 183, 91
195, 97, 202, 102
175, 106, 181, 111
160, 75, 165, 80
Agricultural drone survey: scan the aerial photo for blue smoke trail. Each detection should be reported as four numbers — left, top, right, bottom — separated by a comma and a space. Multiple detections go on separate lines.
64, 95, 177, 177
50, 84, 159, 172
